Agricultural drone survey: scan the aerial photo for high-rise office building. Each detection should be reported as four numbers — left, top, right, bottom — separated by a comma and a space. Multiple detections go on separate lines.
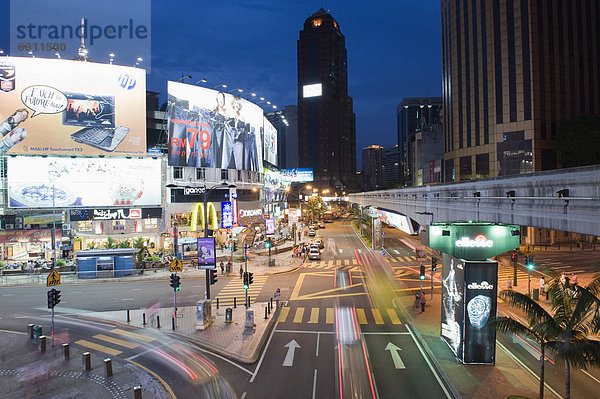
381, 145, 401, 188
362, 145, 383, 191
297, 8, 356, 190
441, 0, 600, 181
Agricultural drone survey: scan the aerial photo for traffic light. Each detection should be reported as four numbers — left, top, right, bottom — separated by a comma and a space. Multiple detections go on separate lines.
265, 239, 271, 249
419, 265, 426, 280
233, 242, 237, 252
53, 289, 61, 306
248, 272, 254, 285
209, 269, 218, 285
243, 272, 249, 289
511, 252, 518, 262
170, 273, 181, 291
431, 257, 438, 271
47, 288, 61, 308
526, 255, 534, 270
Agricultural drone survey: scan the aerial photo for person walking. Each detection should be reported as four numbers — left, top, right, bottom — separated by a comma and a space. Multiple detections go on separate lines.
539, 277, 545, 300
419, 291, 427, 312
239, 265, 243, 279
274, 288, 281, 309
414, 290, 421, 310
571, 273, 578, 289
220, 261, 224, 275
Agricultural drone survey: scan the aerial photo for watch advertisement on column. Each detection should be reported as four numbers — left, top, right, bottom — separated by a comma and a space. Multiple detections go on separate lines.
463, 261, 498, 364
441, 254, 465, 360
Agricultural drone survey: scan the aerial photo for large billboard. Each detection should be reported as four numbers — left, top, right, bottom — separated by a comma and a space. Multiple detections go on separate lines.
377, 209, 414, 235
263, 116, 278, 166
167, 81, 263, 171
282, 168, 314, 182
441, 254, 465, 360
0, 57, 147, 156
7, 157, 161, 208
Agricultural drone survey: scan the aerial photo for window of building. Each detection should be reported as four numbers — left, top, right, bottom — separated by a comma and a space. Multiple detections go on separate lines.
173, 167, 183, 180
459, 156, 472, 181
444, 159, 454, 182
196, 168, 206, 180
78, 221, 93, 232
221, 169, 228, 180
112, 220, 126, 231
144, 218, 158, 229
475, 154, 490, 179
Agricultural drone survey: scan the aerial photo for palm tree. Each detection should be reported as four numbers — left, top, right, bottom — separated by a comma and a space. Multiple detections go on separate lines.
496, 290, 556, 399
132, 237, 147, 263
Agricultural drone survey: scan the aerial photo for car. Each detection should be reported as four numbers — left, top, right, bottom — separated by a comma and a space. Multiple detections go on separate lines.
313, 237, 324, 249
318, 221, 325, 229
308, 229, 316, 237
308, 248, 321, 260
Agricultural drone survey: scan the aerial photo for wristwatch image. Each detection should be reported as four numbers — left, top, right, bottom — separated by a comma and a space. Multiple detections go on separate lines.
467, 295, 491, 329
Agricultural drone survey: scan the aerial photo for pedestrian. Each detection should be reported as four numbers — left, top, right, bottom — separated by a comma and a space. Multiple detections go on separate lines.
414, 290, 421, 310
507, 278, 513, 290
220, 261, 224, 275
274, 288, 281, 309
227, 260, 232, 274
419, 291, 427, 312
571, 273, 578, 289
544, 283, 549, 303
539, 277, 545, 299
560, 272, 567, 286
239, 265, 243, 279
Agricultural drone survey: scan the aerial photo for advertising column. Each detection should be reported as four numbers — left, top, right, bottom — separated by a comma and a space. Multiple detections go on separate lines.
441, 254, 465, 360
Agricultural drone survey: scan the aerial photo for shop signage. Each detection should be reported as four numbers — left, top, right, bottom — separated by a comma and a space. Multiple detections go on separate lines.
221, 202, 234, 229
184, 187, 206, 195
94, 208, 142, 220
70, 207, 162, 221
467, 281, 494, 290
0, 229, 60, 243
239, 209, 263, 218
455, 235, 493, 248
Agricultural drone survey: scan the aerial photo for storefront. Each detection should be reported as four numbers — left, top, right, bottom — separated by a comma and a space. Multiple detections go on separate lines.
0, 229, 61, 261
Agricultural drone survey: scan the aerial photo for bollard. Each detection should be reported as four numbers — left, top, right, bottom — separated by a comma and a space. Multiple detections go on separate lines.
216, 298, 219, 309
156, 315, 160, 328
39, 335, 47, 353
172, 317, 175, 331
270, 297, 273, 308
268, 302, 271, 315
143, 313, 146, 325
62, 343, 70, 360
82, 352, 91, 371
127, 310, 131, 323
265, 307, 268, 320
27, 324, 34, 339
133, 386, 142, 399
104, 358, 113, 377
234, 297, 237, 308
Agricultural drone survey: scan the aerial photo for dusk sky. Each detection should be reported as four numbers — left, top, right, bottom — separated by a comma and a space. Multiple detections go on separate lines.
0, 0, 442, 165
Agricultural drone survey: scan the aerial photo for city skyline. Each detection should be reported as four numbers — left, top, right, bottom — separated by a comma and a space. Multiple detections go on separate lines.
0, 0, 442, 164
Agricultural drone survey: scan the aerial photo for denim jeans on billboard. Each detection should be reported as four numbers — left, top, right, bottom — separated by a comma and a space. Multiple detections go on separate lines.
223, 119, 244, 170
244, 129, 258, 171
188, 106, 213, 168
169, 105, 194, 166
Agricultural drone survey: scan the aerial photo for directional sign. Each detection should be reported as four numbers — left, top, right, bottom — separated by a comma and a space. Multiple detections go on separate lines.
170, 258, 183, 272
282, 339, 300, 367
47, 269, 61, 287
385, 342, 406, 369
415, 249, 427, 261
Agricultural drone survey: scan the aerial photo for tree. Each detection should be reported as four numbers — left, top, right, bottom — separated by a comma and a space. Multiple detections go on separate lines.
118, 240, 131, 248
103, 236, 117, 249
132, 237, 147, 263
306, 195, 326, 221
554, 115, 600, 168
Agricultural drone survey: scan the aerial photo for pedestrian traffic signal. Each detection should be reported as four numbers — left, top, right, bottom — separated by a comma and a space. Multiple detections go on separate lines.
243, 272, 249, 289
170, 273, 181, 291
233, 242, 237, 252
511, 252, 518, 262
419, 265, 426, 280
248, 272, 254, 285
53, 289, 61, 306
265, 239, 271, 248
47, 288, 61, 308
526, 255, 534, 270
209, 269, 218, 285
431, 257, 438, 271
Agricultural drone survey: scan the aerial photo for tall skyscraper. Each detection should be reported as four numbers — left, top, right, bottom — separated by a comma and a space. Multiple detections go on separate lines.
297, 9, 356, 191
362, 145, 383, 191
441, 0, 600, 181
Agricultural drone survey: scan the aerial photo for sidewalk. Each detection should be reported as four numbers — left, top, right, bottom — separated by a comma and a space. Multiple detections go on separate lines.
0, 329, 168, 399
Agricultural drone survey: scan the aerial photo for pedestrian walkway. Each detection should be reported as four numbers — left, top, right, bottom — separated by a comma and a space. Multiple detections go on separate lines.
301, 258, 360, 270
276, 305, 403, 326
214, 274, 269, 307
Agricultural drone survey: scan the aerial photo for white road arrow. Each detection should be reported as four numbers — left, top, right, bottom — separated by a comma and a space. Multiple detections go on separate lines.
393, 250, 400, 255
385, 342, 406, 369
283, 339, 301, 367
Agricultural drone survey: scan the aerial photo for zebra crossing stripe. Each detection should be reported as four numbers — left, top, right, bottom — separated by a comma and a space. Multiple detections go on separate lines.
293, 307, 305, 323
74, 339, 122, 356
278, 307, 290, 322
371, 309, 384, 324
355, 308, 367, 324
326, 308, 334, 324
387, 309, 402, 325
309, 308, 319, 323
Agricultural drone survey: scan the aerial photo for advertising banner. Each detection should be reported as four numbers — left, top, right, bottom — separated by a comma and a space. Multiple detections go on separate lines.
282, 168, 314, 182
69, 207, 162, 221
221, 201, 234, 229
463, 261, 498, 364
197, 237, 216, 269
0, 57, 146, 156
167, 81, 263, 171
23, 213, 65, 224
0, 229, 61, 243
441, 254, 465, 360
7, 156, 161, 208
265, 218, 275, 236
263, 116, 277, 166
377, 209, 414, 235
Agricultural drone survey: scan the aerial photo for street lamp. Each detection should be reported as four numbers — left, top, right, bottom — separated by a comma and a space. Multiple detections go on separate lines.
179, 74, 192, 83
212, 83, 227, 90
195, 78, 208, 84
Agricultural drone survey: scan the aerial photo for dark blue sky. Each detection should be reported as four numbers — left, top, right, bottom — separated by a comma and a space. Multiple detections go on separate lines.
0, 0, 442, 165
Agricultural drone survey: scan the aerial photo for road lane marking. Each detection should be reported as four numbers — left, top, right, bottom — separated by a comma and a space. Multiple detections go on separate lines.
131, 288, 141, 291
309, 308, 319, 323
315, 333, 320, 356
393, 250, 400, 254
278, 307, 290, 322
356, 308, 367, 324
111, 328, 156, 343
582, 369, 600, 385
344, 259, 350, 265
339, 249, 343, 253
282, 339, 300, 366
126, 359, 176, 399
75, 339, 122, 356
94, 334, 139, 349
2, 294, 14, 296
312, 369, 318, 399
274, 329, 335, 334
385, 342, 406, 369
122, 298, 135, 301
371, 309, 384, 324
250, 320, 279, 383
71, 291, 83, 294
293, 307, 305, 323
326, 308, 334, 324
387, 309, 402, 325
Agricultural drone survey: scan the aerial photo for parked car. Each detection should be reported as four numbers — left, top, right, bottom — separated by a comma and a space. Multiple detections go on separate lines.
308, 229, 316, 237
308, 248, 321, 260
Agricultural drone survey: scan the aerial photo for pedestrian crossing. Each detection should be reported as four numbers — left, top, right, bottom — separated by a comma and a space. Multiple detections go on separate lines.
214, 274, 269, 306
73, 328, 155, 357
388, 255, 428, 264
277, 306, 403, 326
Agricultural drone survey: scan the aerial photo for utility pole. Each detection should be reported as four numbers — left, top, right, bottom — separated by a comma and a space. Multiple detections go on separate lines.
244, 244, 249, 308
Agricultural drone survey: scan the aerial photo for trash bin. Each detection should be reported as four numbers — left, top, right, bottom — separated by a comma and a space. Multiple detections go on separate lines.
225, 308, 232, 324
533, 288, 539, 300
269, 259, 275, 267
33, 325, 42, 341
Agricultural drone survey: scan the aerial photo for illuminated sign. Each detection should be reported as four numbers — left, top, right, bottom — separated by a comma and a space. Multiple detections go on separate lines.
0, 57, 146, 156
282, 168, 314, 182
239, 209, 262, 218
265, 218, 275, 235
7, 156, 161, 208
197, 237, 216, 268
94, 208, 141, 220
69, 207, 161, 221
467, 281, 495, 290
221, 201, 233, 229
302, 83, 322, 98
377, 209, 414, 235
167, 81, 263, 171
184, 187, 205, 195
263, 116, 278, 166
190, 202, 218, 232
455, 235, 493, 248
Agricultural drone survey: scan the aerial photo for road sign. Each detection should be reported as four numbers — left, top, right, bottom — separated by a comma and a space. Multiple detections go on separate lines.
46, 270, 61, 287
382, 232, 385, 237
415, 249, 427, 261
524, 244, 532, 255
170, 258, 183, 272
